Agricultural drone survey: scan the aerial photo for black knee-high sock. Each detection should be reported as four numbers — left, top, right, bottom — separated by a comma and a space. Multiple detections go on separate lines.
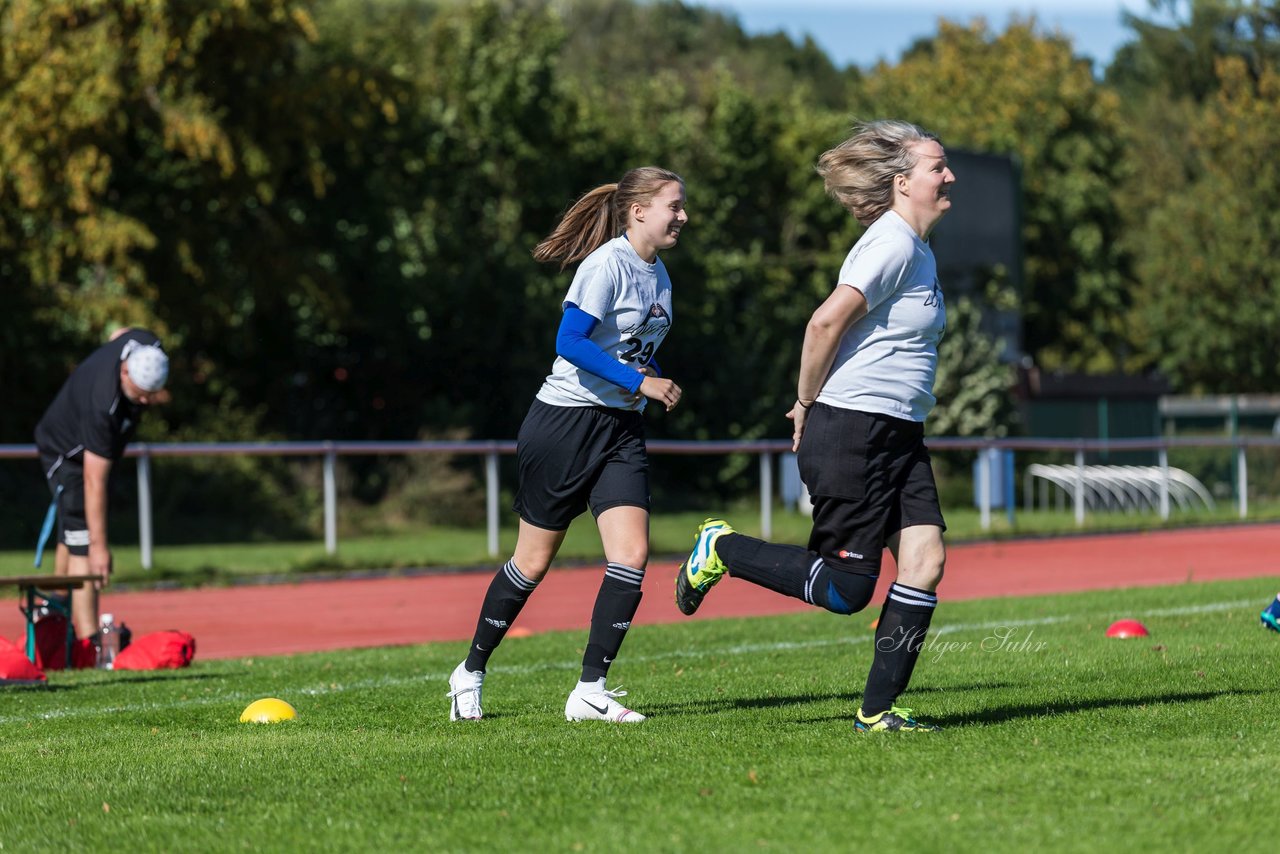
715, 533, 875, 615
715, 533, 816, 601
464, 559, 538, 672
581, 562, 644, 682
861, 583, 938, 715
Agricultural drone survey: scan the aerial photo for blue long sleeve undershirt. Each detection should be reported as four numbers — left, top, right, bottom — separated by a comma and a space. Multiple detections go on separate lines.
556, 305, 645, 394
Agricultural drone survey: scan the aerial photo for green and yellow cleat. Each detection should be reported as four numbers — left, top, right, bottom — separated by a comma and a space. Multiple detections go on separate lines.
674, 518, 734, 616
854, 706, 940, 733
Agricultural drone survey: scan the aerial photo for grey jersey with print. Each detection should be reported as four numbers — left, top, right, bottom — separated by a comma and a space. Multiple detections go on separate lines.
817, 210, 946, 422
536, 235, 673, 411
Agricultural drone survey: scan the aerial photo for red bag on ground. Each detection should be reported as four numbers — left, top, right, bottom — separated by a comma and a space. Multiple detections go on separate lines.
113, 631, 196, 670
0, 636, 47, 683
32, 616, 98, 670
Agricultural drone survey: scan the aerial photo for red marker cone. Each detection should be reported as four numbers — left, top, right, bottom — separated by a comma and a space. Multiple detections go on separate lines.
1106, 619, 1150, 639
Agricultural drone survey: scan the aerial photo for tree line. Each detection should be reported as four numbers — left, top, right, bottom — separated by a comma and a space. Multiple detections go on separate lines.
2, 0, 1277, 540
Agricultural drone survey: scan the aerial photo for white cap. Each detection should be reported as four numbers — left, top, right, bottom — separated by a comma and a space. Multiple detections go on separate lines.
125, 344, 169, 392
101, 613, 114, 625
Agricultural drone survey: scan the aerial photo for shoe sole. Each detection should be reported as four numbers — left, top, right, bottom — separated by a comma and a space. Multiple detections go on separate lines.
674, 562, 705, 616
674, 521, 730, 616
449, 699, 482, 722
854, 723, 938, 733
854, 710, 939, 732
565, 711, 646, 723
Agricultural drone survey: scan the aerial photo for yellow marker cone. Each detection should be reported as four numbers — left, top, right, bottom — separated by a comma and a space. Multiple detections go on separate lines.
239, 697, 298, 724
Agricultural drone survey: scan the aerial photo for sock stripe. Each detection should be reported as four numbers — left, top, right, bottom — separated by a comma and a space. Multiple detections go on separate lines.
803, 558, 824, 605
503, 559, 538, 592
888, 582, 937, 609
605, 562, 645, 587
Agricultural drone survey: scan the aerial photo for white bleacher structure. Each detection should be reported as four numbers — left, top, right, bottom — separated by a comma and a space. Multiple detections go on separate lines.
1024, 464, 1216, 514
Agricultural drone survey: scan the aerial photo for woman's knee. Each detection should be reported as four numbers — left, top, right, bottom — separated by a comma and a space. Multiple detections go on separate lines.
607, 550, 649, 572
898, 546, 945, 590
512, 541, 555, 571
892, 525, 945, 590
596, 505, 651, 570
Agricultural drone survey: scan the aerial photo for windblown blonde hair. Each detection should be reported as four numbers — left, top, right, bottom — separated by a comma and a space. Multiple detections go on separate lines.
816, 120, 939, 226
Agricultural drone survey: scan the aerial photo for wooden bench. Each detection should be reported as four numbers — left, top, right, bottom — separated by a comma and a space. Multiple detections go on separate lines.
0, 575, 104, 668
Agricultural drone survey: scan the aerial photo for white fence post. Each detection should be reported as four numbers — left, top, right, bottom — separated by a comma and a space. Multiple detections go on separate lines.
137, 447, 153, 570
486, 451, 500, 558
1237, 444, 1248, 519
324, 446, 337, 555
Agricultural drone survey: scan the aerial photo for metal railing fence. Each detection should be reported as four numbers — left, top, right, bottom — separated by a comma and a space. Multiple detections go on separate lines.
3, 435, 1276, 569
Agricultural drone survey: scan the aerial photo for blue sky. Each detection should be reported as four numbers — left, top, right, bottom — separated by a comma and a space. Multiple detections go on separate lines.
692, 0, 1153, 69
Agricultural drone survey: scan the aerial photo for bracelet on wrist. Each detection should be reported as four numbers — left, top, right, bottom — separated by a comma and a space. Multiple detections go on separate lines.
797, 398, 814, 410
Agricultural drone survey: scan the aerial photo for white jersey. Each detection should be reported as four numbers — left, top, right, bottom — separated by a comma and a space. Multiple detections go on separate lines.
817, 210, 946, 422
536, 235, 673, 411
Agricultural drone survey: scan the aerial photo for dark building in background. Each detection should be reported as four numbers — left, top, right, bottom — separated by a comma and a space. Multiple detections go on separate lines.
929, 149, 1023, 363
1017, 368, 1170, 462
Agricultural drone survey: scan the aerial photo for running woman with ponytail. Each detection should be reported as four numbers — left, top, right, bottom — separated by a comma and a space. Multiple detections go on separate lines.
447, 167, 686, 723
675, 120, 955, 733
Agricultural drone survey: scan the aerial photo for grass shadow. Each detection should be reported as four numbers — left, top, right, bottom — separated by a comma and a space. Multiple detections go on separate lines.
32, 671, 232, 692
932, 687, 1269, 728
643, 684, 1264, 727
645, 681, 1024, 719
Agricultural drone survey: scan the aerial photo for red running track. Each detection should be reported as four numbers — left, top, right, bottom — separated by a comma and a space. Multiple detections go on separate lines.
3, 524, 1277, 661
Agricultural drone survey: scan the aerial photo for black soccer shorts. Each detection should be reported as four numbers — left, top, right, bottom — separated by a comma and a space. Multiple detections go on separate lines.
40, 453, 91, 556
512, 399, 650, 531
797, 405, 946, 576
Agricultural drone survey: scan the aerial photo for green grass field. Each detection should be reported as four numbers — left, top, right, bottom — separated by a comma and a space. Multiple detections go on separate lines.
3, 576, 1278, 850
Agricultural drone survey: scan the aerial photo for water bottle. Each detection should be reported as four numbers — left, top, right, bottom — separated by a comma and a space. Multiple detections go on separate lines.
98, 613, 120, 670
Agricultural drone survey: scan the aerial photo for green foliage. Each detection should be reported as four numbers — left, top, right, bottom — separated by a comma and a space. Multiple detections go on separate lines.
930, 281, 1020, 439
0, 0, 397, 443
1129, 59, 1280, 393
6, 0, 1280, 537
339, 432, 488, 532
393, 0, 584, 437
555, 0, 858, 110
866, 19, 1132, 373
1115, 2, 1280, 393
1110, 0, 1280, 100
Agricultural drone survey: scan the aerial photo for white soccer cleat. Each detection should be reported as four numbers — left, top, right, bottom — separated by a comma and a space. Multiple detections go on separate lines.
447, 661, 485, 721
565, 686, 646, 723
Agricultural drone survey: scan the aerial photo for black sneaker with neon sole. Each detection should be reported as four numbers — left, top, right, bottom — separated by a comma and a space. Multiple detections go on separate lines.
854, 706, 940, 733
674, 518, 733, 616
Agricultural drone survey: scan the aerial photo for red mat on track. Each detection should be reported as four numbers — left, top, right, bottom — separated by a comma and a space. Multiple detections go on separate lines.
3, 525, 1276, 660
